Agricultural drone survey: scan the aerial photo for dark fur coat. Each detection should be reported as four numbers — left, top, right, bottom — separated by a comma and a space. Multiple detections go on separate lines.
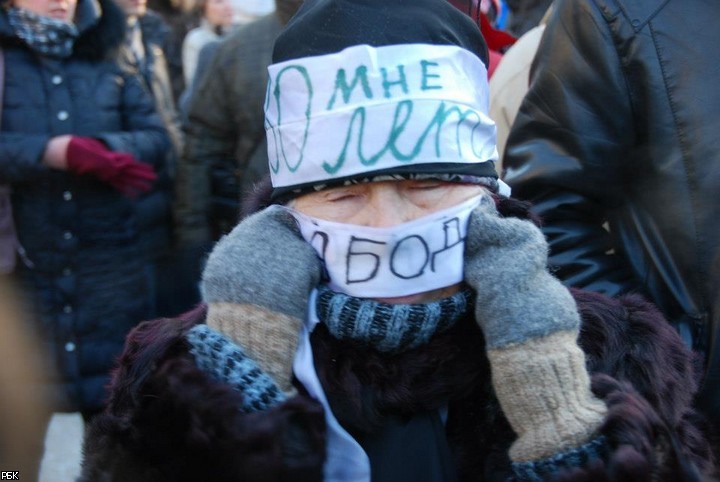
80, 289, 717, 481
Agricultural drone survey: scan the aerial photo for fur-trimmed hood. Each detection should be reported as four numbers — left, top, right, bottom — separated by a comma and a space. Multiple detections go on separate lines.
0, 0, 126, 60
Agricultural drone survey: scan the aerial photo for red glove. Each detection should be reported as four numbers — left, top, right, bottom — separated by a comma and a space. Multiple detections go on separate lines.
66, 137, 157, 196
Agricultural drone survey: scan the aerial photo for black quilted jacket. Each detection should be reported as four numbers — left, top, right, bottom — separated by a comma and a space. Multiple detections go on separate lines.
0, 0, 170, 411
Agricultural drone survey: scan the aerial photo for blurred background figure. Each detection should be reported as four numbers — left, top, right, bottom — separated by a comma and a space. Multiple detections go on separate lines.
0, 0, 170, 477
169, 0, 301, 315
181, 0, 234, 87
175, 0, 302, 247
231, 0, 274, 25
448, 0, 516, 77
502, 0, 552, 36
503, 0, 720, 446
115, 0, 188, 319
177, 34, 220, 119
115, 0, 184, 161
489, 2, 552, 168
147, 0, 196, 101
0, 280, 53, 481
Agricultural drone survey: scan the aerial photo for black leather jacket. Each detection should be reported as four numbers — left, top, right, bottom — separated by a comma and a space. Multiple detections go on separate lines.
503, 0, 720, 424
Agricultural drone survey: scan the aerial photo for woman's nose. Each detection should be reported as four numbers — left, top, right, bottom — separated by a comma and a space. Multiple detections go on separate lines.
365, 186, 415, 228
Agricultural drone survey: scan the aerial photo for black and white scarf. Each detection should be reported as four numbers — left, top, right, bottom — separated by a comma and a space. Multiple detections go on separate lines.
315, 284, 472, 354
7, 7, 79, 58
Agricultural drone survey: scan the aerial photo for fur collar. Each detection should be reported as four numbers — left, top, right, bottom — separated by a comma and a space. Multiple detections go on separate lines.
311, 314, 492, 433
82, 290, 716, 481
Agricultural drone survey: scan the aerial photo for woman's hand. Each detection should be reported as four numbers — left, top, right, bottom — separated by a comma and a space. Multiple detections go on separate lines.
44, 136, 158, 196
464, 199, 607, 463
201, 206, 323, 395
65, 137, 157, 196
42, 135, 72, 170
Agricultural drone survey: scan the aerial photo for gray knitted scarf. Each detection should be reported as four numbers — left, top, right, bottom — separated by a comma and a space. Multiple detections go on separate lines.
7, 7, 78, 58
315, 284, 472, 353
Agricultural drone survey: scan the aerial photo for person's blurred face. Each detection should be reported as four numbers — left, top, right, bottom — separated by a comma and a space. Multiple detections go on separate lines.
13, 0, 77, 22
292, 180, 484, 304
115, 0, 146, 18
204, 0, 233, 28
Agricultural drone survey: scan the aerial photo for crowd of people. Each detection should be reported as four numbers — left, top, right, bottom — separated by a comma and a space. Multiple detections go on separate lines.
1, 0, 718, 480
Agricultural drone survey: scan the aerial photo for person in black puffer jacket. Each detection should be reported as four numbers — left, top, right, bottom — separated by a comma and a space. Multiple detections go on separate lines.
0, 0, 170, 475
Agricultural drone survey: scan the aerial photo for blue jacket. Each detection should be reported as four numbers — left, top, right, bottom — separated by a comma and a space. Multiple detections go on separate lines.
0, 0, 171, 411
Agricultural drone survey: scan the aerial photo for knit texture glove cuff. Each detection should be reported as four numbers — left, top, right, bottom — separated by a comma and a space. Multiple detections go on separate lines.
206, 303, 301, 396
464, 196, 606, 462
511, 437, 608, 481
187, 324, 286, 412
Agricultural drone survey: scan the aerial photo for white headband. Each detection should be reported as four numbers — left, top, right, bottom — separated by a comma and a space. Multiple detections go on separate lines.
265, 43, 498, 191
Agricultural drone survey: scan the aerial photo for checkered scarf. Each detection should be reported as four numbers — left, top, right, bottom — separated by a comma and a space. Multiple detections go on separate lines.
7, 7, 78, 58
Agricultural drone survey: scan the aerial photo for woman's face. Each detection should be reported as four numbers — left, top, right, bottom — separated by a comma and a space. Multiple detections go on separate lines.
204, 0, 234, 28
115, 0, 146, 18
13, 0, 77, 22
293, 179, 485, 304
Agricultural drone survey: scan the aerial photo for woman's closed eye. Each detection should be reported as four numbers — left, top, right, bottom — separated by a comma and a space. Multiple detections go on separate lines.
405, 180, 445, 191
403, 180, 450, 204
323, 187, 364, 202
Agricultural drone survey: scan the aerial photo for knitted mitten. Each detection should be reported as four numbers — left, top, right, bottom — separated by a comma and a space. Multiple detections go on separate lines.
464, 196, 607, 462
200, 205, 322, 396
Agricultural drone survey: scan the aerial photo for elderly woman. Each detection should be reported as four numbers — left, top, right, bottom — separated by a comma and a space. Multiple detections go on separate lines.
80, 0, 716, 480
0, 0, 169, 470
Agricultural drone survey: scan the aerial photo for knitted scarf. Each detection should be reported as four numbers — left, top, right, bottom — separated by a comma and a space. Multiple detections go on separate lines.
315, 284, 472, 354
7, 7, 78, 58
185, 286, 472, 415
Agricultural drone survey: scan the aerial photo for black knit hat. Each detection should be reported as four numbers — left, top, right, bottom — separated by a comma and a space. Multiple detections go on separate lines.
265, 0, 500, 201
273, 0, 489, 67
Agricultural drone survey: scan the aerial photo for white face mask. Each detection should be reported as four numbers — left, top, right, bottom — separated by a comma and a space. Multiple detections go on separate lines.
284, 193, 487, 298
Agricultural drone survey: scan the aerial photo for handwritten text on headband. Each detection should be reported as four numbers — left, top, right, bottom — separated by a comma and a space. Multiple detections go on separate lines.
265, 44, 497, 188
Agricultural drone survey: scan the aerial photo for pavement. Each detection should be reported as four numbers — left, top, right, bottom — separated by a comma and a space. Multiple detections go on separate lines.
39, 413, 83, 482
